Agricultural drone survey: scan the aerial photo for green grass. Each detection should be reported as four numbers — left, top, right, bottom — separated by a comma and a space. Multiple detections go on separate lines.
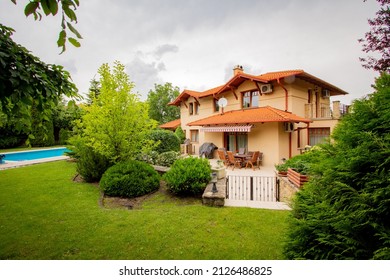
0, 161, 289, 260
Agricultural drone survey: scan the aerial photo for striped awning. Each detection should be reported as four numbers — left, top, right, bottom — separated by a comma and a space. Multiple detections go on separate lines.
200, 125, 253, 133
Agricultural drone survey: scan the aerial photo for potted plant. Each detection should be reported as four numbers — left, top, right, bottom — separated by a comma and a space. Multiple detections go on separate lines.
275, 162, 288, 176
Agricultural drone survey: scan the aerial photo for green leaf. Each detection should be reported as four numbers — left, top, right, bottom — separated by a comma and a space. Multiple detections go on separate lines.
68, 37, 81, 48
57, 30, 66, 47
40, 0, 51, 16
48, 0, 59, 15
63, 7, 77, 22
24, 2, 39, 17
66, 22, 82, 39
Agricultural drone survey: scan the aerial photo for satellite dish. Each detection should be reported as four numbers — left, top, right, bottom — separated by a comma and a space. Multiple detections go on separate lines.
218, 98, 228, 108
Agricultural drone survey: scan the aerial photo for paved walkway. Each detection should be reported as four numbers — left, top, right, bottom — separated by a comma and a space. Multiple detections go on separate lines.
208, 158, 292, 210
0, 156, 69, 170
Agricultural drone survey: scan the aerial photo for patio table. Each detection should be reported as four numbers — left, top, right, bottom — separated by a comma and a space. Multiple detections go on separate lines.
234, 154, 251, 167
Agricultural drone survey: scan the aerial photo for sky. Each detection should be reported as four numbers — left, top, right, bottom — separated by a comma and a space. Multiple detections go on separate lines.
0, 0, 381, 104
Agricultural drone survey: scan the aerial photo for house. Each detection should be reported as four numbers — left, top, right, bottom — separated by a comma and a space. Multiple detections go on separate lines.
167, 65, 349, 167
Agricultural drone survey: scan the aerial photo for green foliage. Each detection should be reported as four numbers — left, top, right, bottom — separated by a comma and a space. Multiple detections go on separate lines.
0, 23, 78, 134
155, 151, 180, 167
12, 0, 82, 53
174, 126, 185, 144
275, 148, 324, 174
69, 136, 112, 182
58, 128, 70, 145
163, 157, 211, 195
72, 61, 157, 163
284, 72, 390, 259
147, 83, 180, 124
100, 160, 160, 198
148, 129, 180, 154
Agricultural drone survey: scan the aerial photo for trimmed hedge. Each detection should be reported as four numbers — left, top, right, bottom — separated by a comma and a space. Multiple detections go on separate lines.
163, 157, 211, 195
148, 129, 180, 153
100, 160, 160, 198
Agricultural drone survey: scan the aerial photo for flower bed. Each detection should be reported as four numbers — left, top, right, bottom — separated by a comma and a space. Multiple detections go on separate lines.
287, 168, 309, 187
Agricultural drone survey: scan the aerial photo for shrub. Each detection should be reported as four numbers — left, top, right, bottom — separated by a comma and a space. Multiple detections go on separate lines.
68, 137, 112, 182
174, 126, 185, 144
100, 160, 160, 198
58, 128, 70, 145
136, 150, 159, 165
163, 157, 211, 195
148, 129, 180, 153
155, 151, 180, 167
0, 135, 23, 149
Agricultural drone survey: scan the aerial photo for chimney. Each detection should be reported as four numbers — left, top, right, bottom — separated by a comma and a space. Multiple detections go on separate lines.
233, 65, 244, 75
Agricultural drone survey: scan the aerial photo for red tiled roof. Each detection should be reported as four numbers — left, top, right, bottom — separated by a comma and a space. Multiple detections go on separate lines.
257, 70, 304, 81
159, 118, 181, 129
170, 69, 348, 106
187, 106, 311, 126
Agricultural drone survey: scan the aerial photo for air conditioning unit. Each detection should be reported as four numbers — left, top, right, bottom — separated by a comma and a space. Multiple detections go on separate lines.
260, 84, 273, 94
322, 89, 330, 98
284, 122, 294, 133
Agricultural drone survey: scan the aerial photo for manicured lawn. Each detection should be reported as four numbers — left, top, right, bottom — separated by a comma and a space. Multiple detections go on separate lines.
0, 161, 289, 260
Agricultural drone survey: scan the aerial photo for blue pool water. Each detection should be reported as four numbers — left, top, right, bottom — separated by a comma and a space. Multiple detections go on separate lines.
2, 147, 70, 162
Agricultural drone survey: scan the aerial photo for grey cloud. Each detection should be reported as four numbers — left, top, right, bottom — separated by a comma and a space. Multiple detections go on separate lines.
153, 44, 179, 60
126, 56, 165, 100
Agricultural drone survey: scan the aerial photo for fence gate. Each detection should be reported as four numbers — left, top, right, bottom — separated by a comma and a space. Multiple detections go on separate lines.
225, 175, 279, 208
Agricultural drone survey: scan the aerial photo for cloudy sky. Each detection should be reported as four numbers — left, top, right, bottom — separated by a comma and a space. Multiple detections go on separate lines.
1, 0, 381, 104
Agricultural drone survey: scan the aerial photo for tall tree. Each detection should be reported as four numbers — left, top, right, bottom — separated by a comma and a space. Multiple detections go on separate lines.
359, 0, 390, 72
74, 61, 157, 162
284, 72, 390, 259
147, 83, 180, 125
0, 23, 78, 136
85, 77, 101, 105
10, 0, 82, 53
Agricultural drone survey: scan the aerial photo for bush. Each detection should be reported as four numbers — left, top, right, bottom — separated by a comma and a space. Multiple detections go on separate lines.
174, 126, 185, 144
29, 120, 55, 147
0, 135, 23, 149
163, 157, 211, 195
69, 137, 112, 182
155, 151, 180, 167
100, 160, 160, 198
136, 150, 159, 165
148, 129, 180, 153
58, 128, 70, 145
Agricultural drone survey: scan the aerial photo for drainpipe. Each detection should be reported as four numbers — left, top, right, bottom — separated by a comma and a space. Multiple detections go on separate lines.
277, 78, 288, 111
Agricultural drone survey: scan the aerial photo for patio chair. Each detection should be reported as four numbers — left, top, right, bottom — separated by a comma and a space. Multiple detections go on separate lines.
217, 149, 228, 167
227, 151, 242, 170
245, 151, 260, 170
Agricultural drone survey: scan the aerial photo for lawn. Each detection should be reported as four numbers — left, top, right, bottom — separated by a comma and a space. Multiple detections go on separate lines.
0, 160, 289, 260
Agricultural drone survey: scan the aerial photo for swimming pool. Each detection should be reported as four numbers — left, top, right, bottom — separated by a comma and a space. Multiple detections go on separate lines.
1, 147, 70, 162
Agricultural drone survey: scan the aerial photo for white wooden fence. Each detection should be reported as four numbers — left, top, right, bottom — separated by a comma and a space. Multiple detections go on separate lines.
225, 175, 278, 203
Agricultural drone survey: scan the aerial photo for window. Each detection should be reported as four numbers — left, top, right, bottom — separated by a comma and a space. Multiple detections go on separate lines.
242, 90, 259, 108
194, 102, 199, 114
214, 99, 220, 112
224, 132, 248, 153
309, 128, 330, 145
190, 130, 199, 143
189, 102, 199, 115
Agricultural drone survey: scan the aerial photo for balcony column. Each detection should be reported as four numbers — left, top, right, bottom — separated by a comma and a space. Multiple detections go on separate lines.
333, 101, 341, 119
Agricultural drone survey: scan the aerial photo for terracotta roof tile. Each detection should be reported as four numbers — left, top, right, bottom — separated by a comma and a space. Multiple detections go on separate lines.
159, 118, 181, 129
188, 106, 311, 126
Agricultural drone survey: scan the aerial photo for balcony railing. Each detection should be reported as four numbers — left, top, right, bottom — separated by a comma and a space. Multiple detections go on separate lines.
305, 103, 332, 119
305, 102, 349, 120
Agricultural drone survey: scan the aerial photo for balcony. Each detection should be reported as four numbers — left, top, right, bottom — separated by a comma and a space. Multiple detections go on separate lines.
305, 101, 349, 120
